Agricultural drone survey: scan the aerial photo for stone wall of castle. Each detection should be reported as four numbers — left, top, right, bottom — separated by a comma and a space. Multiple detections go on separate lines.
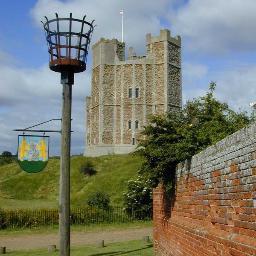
85, 30, 181, 156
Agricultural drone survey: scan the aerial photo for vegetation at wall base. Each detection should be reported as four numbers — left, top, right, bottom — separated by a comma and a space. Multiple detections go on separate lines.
124, 82, 251, 214
123, 176, 152, 219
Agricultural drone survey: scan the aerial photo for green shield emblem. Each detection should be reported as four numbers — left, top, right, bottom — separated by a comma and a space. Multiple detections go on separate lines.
17, 135, 49, 173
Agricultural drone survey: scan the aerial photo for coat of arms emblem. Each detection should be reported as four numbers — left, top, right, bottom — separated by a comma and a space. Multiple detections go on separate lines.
17, 135, 49, 173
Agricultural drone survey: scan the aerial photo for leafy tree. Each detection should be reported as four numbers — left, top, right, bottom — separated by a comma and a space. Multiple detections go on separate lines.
139, 82, 250, 187
1, 151, 12, 157
0, 151, 13, 165
124, 83, 250, 214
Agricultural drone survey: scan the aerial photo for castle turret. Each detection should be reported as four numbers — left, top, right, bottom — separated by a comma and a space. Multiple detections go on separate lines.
92, 38, 125, 67
146, 29, 182, 112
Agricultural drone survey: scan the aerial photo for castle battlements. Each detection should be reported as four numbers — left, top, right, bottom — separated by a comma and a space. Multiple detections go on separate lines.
92, 38, 124, 49
92, 29, 181, 68
146, 29, 181, 46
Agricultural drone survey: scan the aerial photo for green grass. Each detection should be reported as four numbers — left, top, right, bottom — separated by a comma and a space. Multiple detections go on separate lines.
0, 154, 143, 209
8, 240, 153, 256
0, 221, 152, 236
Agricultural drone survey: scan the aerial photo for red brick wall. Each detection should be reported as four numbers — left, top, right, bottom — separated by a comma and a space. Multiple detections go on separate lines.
153, 125, 256, 256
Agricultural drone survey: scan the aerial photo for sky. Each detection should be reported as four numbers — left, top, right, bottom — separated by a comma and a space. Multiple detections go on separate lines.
1, 0, 256, 156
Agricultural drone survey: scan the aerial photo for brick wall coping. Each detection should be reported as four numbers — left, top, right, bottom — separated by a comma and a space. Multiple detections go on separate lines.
193, 122, 256, 163
177, 122, 256, 176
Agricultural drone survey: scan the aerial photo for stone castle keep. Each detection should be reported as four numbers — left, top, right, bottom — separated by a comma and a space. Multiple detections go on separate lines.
85, 29, 182, 156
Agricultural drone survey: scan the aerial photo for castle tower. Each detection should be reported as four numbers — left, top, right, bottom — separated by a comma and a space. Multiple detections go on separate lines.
85, 29, 181, 156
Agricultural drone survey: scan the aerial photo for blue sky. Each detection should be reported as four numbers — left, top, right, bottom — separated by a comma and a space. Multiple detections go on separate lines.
1, 0, 256, 155
0, 1, 46, 68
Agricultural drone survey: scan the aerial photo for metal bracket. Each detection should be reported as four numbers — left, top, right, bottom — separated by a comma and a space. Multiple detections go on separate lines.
13, 118, 73, 134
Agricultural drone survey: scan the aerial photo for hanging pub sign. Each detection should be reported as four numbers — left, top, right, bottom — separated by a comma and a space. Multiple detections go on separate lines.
17, 135, 49, 173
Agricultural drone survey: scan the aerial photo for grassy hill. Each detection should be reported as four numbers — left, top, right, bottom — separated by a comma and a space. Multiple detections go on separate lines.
0, 154, 143, 209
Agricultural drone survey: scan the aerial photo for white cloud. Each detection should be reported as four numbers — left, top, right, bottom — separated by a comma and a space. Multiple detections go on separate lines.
215, 65, 256, 112
183, 62, 208, 80
31, 0, 171, 55
182, 63, 256, 113
181, 59, 256, 114
181, 62, 208, 104
0, 59, 91, 155
170, 0, 256, 54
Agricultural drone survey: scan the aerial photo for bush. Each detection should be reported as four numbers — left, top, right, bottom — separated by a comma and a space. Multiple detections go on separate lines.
123, 176, 152, 219
80, 159, 97, 176
0, 151, 14, 166
87, 191, 111, 210
1, 151, 12, 157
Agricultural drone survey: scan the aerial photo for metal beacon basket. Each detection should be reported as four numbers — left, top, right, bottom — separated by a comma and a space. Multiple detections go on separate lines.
42, 13, 95, 74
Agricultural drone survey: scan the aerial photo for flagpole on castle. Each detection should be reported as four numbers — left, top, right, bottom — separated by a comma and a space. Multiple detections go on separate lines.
120, 9, 124, 42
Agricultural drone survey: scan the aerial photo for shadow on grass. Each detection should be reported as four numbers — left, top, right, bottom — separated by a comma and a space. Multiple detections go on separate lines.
89, 244, 153, 256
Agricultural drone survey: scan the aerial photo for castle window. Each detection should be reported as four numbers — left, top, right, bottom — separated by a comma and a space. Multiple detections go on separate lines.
128, 120, 132, 129
128, 88, 132, 98
135, 120, 139, 129
135, 88, 139, 98
132, 138, 135, 145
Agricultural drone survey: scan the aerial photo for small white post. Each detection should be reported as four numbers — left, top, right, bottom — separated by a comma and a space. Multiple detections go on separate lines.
120, 10, 124, 42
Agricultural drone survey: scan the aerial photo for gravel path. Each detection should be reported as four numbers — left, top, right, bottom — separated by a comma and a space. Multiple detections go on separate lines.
0, 227, 152, 251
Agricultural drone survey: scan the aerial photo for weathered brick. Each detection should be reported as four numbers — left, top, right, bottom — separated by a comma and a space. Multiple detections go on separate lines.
154, 122, 256, 255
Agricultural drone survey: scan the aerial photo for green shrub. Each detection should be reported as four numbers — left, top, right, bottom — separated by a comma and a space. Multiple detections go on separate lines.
123, 176, 152, 219
1, 151, 12, 157
80, 159, 97, 176
87, 192, 111, 210
0, 151, 14, 166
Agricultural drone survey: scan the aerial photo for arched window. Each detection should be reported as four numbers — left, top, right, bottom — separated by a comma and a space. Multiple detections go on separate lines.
128, 120, 132, 129
135, 88, 139, 98
135, 120, 139, 129
128, 88, 132, 98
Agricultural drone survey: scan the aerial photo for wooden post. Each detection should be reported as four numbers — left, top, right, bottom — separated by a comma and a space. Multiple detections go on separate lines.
143, 236, 150, 243
59, 71, 73, 256
97, 240, 105, 248
48, 244, 57, 252
0, 247, 6, 254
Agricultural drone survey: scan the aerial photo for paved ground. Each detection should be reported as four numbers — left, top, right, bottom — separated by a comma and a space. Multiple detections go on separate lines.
0, 227, 152, 251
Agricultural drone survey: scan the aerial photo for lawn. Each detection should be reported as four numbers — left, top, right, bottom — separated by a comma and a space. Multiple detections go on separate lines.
5, 240, 153, 256
0, 221, 152, 236
0, 154, 143, 208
